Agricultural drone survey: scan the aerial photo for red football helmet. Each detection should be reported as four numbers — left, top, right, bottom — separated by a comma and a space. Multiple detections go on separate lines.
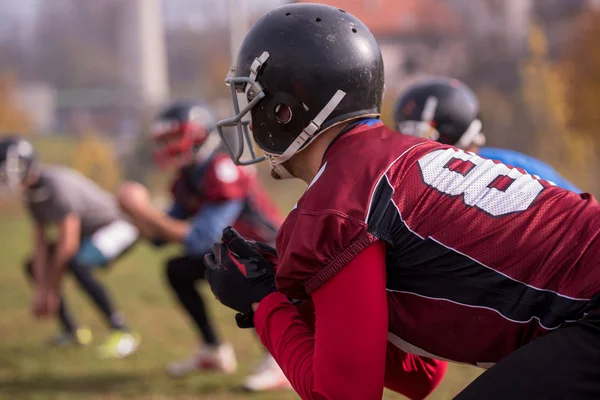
152, 101, 217, 168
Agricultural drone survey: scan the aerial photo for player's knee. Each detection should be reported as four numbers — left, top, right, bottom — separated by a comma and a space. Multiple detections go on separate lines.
165, 259, 188, 288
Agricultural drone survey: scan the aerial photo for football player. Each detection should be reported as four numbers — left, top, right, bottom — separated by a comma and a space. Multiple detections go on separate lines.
204, 3, 600, 400
117, 101, 290, 391
0, 135, 140, 358
394, 77, 581, 192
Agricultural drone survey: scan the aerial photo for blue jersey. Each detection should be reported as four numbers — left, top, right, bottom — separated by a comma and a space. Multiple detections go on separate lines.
478, 147, 581, 193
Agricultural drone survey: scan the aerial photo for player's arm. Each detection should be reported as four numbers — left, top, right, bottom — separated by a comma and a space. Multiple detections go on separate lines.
182, 200, 244, 255
147, 202, 188, 246
290, 291, 448, 398
255, 241, 391, 399
130, 198, 243, 253
383, 342, 447, 399
118, 181, 190, 242
45, 213, 81, 290
31, 222, 48, 282
125, 206, 162, 240
128, 202, 190, 243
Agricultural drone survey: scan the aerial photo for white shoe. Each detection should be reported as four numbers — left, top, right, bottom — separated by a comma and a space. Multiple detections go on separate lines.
166, 343, 237, 377
242, 354, 292, 392
96, 330, 141, 359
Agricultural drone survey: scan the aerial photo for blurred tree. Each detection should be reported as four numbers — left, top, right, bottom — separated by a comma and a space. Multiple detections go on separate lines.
562, 10, 600, 146
380, 95, 396, 129
72, 133, 121, 191
70, 112, 121, 190
0, 72, 32, 134
474, 84, 516, 148
520, 23, 593, 192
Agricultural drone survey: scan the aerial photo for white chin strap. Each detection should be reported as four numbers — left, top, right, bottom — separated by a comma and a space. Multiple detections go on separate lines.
269, 90, 346, 180
456, 119, 485, 149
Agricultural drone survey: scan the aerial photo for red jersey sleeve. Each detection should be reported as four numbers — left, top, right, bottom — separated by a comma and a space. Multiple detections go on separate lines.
276, 208, 377, 299
202, 153, 252, 201
384, 343, 447, 399
274, 124, 425, 299
275, 158, 381, 299
256, 241, 446, 400
256, 241, 388, 400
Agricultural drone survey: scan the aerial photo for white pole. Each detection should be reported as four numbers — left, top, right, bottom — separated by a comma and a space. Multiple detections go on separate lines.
120, 0, 169, 110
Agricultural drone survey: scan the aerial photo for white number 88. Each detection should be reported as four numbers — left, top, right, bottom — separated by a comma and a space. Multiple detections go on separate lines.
418, 149, 547, 217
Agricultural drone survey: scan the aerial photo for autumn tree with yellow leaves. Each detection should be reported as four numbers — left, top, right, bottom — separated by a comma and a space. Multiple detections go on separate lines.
0, 73, 31, 135
562, 10, 600, 148
520, 22, 595, 193
72, 131, 121, 192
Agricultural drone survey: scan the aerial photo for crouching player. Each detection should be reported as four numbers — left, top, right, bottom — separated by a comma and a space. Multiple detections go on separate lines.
117, 101, 290, 391
205, 4, 600, 399
0, 135, 140, 358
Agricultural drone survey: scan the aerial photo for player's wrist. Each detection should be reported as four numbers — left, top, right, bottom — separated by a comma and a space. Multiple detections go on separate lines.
251, 302, 261, 312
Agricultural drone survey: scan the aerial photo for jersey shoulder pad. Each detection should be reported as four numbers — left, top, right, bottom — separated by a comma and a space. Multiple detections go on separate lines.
203, 153, 251, 201
275, 127, 420, 298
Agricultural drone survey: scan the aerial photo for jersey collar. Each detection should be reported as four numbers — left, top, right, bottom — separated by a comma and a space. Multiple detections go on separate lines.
322, 118, 383, 163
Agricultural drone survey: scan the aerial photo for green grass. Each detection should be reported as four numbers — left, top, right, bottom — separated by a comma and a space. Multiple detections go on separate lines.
0, 209, 482, 400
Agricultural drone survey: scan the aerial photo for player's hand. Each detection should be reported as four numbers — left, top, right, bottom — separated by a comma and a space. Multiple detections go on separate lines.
117, 181, 151, 213
204, 227, 277, 328
32, 286, 60, 318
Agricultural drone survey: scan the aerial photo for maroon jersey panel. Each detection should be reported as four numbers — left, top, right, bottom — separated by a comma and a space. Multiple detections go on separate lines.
275, 121, 600, 365
385, 291, 547, 366
393, 145, 600, 298
275, 120, 424, 298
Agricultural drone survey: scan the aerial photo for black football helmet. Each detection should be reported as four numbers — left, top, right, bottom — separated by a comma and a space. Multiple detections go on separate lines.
217, 3, 384, 179
394, 77, 485, 149
0, 135, 37, 192
151, 100, 218, 168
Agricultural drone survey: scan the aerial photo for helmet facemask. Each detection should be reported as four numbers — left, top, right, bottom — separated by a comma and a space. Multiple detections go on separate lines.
217, 52, 347, 180
216, 53, 270, 167
152, 120, 219, 169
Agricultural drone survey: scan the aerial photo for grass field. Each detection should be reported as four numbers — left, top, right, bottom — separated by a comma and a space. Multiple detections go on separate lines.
0, 208, 482, 400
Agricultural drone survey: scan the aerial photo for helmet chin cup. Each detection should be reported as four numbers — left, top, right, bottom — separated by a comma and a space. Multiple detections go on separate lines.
268, 155, 294, 180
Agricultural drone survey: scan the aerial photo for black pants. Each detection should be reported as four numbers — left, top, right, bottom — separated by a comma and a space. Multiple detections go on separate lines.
165, 255, 220, 345
24, 244, 126, 332
455, 313, 600, 399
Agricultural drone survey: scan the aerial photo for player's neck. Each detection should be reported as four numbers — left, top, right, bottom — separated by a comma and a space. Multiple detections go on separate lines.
288, 124, 347, 184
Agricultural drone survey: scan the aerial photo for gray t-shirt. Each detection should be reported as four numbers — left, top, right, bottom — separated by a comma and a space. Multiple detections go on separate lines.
25, 165, 121, 236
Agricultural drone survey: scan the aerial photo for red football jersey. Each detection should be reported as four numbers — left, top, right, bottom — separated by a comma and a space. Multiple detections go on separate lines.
275, 119, 600, 367
170, 152, 283, 243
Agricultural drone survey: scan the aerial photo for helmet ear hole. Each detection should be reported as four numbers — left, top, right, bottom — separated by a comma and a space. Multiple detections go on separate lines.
275, 104, 292, 124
